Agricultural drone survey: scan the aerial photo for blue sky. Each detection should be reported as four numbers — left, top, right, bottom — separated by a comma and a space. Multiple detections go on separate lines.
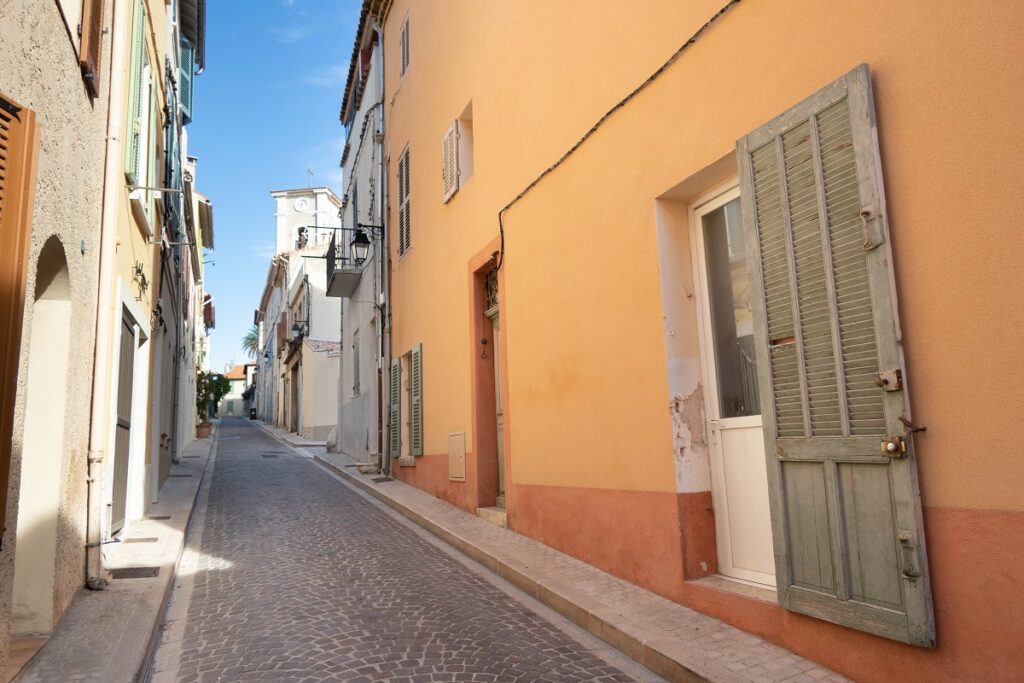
189, 0, 360, 371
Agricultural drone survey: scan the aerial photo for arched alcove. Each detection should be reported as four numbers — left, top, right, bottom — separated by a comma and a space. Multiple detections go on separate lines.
11, 236, 72, 639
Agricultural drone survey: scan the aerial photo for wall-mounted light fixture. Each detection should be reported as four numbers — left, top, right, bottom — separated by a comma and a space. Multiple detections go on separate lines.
352, 223, 384, 265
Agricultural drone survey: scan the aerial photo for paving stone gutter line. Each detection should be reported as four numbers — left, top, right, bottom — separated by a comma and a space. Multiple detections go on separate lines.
15, 423, 219, 683
274, 433, 847, 683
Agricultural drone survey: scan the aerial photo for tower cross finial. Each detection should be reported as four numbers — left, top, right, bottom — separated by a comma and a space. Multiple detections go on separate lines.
306, 167, 314, 188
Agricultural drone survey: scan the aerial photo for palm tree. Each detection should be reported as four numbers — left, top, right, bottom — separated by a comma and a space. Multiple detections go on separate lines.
241, 324, 258, 359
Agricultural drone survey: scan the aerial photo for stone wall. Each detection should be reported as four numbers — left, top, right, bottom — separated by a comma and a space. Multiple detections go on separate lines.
0, 0, 111, 672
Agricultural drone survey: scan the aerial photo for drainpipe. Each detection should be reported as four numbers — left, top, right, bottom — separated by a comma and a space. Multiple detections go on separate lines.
374, 22, 392, 477
86, 0, 130, 590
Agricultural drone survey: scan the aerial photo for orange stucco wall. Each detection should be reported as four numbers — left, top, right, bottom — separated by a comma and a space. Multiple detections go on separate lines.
383, 1, 1024, 680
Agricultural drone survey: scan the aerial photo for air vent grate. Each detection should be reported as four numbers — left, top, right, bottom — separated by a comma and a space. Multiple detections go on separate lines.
110, 566, 160, 579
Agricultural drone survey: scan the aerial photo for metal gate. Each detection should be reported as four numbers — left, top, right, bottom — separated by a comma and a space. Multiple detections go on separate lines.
111, 315, 135, 533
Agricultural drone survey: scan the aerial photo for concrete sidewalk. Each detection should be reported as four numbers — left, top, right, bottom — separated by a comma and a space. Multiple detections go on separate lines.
15, 426, 218, 683
305, 444, 847, 683
249, 420, 326, 452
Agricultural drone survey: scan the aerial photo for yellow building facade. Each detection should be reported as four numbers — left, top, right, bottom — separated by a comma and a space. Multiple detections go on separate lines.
374, 1, 1024, 681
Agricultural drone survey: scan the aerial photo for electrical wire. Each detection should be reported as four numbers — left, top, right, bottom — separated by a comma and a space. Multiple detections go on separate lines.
494, 0, 742, 271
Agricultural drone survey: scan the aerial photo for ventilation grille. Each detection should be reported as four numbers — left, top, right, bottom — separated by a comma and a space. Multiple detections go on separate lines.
110, 566, 160, 579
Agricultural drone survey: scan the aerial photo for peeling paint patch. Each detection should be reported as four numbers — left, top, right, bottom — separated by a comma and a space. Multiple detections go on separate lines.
670, 383, 711, 493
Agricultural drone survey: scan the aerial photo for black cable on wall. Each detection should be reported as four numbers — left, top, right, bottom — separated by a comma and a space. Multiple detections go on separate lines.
494, 0, 742, 271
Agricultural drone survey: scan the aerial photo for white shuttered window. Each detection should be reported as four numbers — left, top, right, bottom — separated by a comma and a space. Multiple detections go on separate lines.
442, 121, 459, 202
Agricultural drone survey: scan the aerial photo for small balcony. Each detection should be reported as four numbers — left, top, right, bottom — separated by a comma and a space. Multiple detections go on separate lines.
326, 228, 366, 299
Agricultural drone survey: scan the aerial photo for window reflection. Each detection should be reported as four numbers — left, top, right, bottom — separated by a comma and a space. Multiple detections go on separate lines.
702, 198, 760, 418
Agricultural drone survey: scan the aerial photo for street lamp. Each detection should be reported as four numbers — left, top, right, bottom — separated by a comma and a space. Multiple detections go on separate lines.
350, 229, 371, 264
290, 320, 308, 340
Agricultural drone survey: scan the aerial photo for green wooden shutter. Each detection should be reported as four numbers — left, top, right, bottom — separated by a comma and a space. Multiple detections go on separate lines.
124, 0, 146, 183
179, 40, 194, 123
145, 84, 157, 221
737, 64, 934, 647
409, 344, 423, 456
389, 360, 401, 455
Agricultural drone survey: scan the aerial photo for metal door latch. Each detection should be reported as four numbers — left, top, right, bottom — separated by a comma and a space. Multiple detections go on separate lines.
875, 369, 902, 391
881, 436, 907, 457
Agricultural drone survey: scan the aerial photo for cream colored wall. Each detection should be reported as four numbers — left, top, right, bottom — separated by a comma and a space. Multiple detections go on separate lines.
300, 347, 339, 440
107, 0, 173, 531
385, 0, 1024, 511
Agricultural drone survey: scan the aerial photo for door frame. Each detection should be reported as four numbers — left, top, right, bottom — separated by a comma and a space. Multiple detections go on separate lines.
688, 179, 776, 588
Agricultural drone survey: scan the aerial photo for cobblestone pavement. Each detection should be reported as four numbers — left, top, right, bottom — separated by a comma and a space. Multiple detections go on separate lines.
150, 419, 655, 682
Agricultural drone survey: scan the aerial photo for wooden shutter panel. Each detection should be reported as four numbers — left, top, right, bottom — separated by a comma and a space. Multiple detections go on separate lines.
145, 82, 158, 220
397, 149, 411, 255
124, 0, 146, 183
737, 64, 934, 647
0, 94, 40, 539
409, 344, 423, 456
389, 360, 401, 455
179, 40, 195, 123
400, 18, 410, 76
80, 0, 105, 97
442, 121, 459, 202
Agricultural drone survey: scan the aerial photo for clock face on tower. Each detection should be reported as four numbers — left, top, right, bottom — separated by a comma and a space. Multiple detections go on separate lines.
293, 197, 309, 212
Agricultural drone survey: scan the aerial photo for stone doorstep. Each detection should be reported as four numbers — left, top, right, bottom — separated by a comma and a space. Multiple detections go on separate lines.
313, 453, 846, 683
476, 505, 508, 528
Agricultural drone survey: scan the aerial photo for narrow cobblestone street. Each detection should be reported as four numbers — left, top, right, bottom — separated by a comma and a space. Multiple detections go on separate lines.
149, 419, 659, 682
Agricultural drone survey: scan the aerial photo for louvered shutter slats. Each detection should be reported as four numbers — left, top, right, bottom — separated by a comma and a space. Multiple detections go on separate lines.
0, 94, 39, 537
738, 64, 933, 646
400, 18, 410, 76
397, 149, 411, 255
80, 0, 105, 97
442, 122, 458, 202
389, 361, 401, 454
125, 0, 146, 183
410, 344, 423, 456
180, 40, 195, 123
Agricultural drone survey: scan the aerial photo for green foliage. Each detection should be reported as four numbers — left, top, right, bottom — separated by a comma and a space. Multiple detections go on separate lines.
241, 324, 258, 359
196, 370, 232, 422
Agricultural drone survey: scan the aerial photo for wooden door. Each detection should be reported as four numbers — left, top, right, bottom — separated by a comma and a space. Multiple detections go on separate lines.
0, 94, 39, 541
111, 315, 136, 533
737, 65, 933, 645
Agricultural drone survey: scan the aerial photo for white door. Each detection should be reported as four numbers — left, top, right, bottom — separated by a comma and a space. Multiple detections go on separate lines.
692, 186, 775, 587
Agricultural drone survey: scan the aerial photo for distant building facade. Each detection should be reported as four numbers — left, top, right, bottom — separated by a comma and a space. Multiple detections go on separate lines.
254, 188, 342, 441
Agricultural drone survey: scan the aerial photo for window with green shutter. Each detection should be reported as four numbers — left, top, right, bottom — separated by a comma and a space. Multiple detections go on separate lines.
737, 64, 934, 647
179, 39, 195, 123
409, 344, 423, 456
124, 0, 146, 183
389, 360, 401, 456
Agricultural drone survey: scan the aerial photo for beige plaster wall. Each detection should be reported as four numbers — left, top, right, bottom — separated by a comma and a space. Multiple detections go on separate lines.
0, 0, 112, 672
